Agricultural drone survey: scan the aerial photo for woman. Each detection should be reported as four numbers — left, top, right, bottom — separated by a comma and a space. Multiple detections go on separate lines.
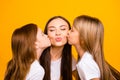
39, 16, 76, 80
67, 15, 120, 80
4, 23, 51, 80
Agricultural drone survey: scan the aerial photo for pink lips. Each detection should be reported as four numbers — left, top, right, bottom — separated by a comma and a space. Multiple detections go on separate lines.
55, 37, 62, 42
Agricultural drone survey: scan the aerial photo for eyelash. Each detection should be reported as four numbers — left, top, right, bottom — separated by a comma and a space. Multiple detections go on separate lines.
49, 30, 55, 32
49, 28, 66, 32
61, 28, 66, 30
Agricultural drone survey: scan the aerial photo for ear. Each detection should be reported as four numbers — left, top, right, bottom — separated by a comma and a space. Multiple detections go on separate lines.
80, 39, 85, 49
79, 36, 84, 44
81, 40, 84, 44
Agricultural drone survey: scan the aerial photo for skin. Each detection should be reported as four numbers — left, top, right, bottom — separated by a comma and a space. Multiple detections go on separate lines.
67, 26, 84, 57
35, 28, 51, 60
47, 18, 69, 61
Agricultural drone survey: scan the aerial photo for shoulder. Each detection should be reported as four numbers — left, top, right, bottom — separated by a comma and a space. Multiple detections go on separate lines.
30, 60, 44, 72
26, 60, 45, 80
76, 52, 100, 79
77, 52, 98, 67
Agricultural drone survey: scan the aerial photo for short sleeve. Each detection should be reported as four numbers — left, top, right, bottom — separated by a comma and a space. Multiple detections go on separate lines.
76, 52, 100, 80
26, 60, 45, 80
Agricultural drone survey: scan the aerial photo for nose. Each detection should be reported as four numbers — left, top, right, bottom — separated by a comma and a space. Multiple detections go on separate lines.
55, 29, 61, 36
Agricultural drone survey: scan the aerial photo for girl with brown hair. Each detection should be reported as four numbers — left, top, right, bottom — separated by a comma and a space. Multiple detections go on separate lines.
4, 23, 51, 80
39, 16, 76, 80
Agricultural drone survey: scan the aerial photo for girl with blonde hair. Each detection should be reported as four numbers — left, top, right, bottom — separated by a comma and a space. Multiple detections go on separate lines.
68, 15, 120, 80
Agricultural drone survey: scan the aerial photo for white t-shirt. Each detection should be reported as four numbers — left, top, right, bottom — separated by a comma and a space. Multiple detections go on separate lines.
26, 60, 45, 80
50, 57, 76, 80
76, 51, 100, 80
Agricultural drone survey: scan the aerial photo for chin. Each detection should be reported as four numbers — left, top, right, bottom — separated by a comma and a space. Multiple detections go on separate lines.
68, 41, 72, 45
53, 43, 66, 47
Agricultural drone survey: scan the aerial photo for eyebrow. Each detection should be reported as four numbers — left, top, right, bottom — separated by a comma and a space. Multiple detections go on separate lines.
60, 25, 67, 27
48, 25, 67, 28
48, 26, 55, 28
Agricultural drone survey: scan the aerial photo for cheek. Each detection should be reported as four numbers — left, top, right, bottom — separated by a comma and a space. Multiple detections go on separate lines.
62, 33, 68, 41
48, 35, 55, 44
48, 36, 54, 42
69, 34, 74, 39
62, 31, 68, 38
48, 33, 55, 39
69, 34, 79, 44
62, 36, 67, 42
74, 35, 79, 44
37, 35, 42, 41
63, 30, 69, 35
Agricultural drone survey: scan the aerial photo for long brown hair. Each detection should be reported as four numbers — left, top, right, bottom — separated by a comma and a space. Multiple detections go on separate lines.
39, 16, 72, 80
4, 23, 37, 80
74, 15, 120, 80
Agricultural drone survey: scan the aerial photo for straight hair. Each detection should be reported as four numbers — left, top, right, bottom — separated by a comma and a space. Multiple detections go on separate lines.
4, 23, 37, 80
39, 16, 72, 80
73, 15, 120, 80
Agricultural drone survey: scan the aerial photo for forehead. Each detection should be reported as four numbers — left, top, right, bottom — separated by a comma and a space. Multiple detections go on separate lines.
48, 18, 69, 27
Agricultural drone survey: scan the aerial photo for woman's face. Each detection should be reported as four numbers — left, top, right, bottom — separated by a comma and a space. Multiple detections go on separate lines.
67, 26, 80, 46
36, 28, 51, 49
47, 18, 69, 47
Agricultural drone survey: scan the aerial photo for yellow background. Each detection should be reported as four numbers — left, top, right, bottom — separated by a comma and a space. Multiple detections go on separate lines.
0, 0, 120, 79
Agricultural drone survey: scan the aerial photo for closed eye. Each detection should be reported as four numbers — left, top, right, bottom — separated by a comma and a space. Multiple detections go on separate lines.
49, 29, 55, 32
61, 28, 66, 30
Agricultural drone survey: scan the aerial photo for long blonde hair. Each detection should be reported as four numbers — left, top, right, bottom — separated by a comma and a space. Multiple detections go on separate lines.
73, 15, 119, 80
4, 23, 37, 80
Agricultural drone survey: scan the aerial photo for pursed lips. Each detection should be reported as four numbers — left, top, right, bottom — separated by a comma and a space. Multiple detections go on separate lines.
55, 37, 62, 42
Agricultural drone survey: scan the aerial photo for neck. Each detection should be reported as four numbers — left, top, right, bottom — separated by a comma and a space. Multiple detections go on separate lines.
74, 44, 85, 58
36, 48, 45, 60
50, 46, 64, 61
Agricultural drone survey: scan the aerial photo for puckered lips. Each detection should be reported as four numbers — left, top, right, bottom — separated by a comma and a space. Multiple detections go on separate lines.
55, 37, 62, 42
